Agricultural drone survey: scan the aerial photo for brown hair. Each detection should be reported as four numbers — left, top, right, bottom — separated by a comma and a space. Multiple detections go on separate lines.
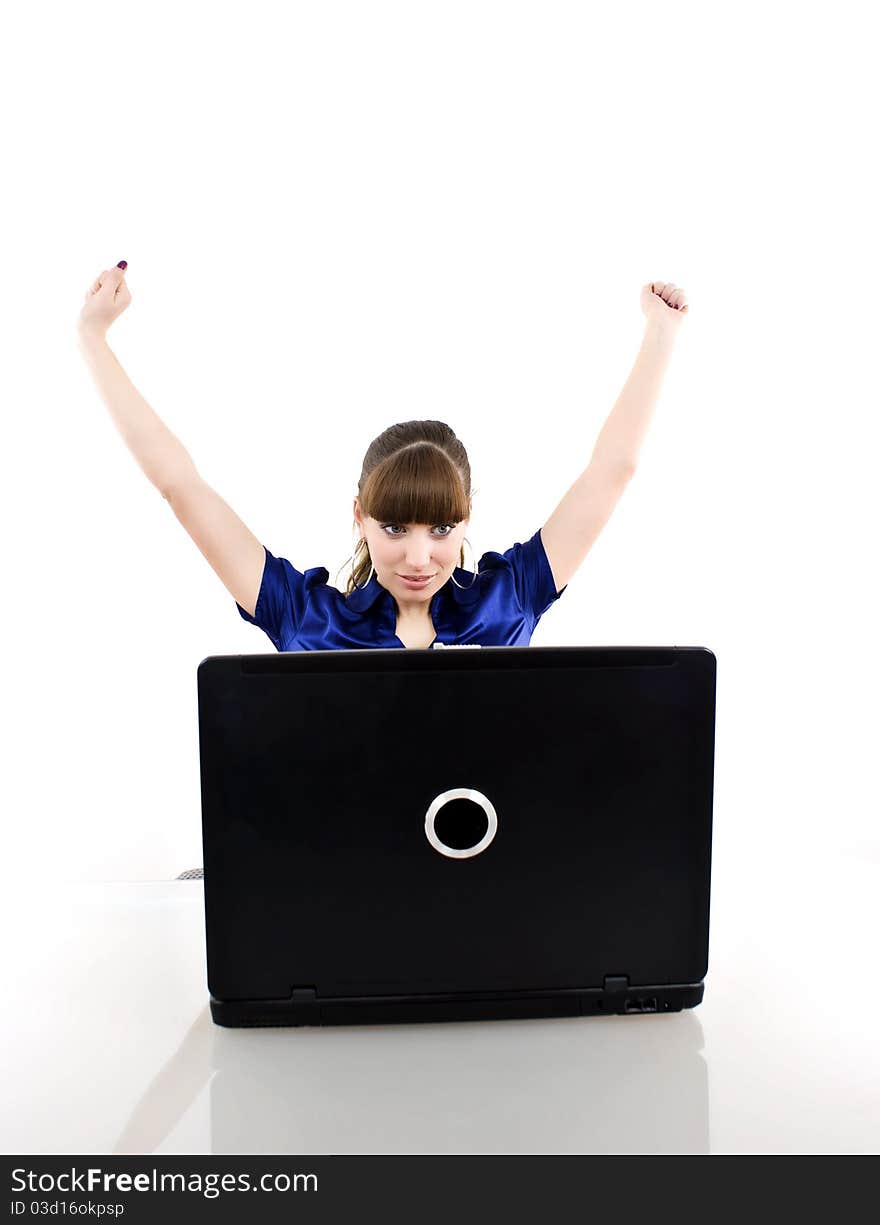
337, 420, 476, 597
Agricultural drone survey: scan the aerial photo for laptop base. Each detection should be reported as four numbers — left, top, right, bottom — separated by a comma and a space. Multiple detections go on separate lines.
209, 983, 704, 1028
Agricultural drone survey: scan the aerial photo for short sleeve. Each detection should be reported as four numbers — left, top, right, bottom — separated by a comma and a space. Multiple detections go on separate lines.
501, 527, 568, 623
235, 545, 316, 651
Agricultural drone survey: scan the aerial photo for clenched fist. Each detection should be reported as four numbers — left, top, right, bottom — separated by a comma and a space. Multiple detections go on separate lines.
78, 261, 132, 339
641, 281, 689, 330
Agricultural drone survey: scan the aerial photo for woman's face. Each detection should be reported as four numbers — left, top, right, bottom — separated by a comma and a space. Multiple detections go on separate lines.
353, 499, 470, 605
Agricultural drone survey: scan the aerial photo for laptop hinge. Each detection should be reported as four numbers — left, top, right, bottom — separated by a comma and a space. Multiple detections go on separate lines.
603, 975, 629, 993
291, 987, 318, 1003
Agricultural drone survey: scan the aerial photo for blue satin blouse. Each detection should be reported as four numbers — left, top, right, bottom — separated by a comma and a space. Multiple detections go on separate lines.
235, 526, 567, 651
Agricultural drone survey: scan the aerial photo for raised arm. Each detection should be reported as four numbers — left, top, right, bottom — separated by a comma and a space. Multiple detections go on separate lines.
77, 262, 266, 617
77, 263, 196, 495
541, 282, 688, 593
589, 284, 686, 473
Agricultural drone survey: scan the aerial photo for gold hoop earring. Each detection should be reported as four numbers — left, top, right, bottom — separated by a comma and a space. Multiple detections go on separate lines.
351, 537, 375, 589
451, 536, 479, 589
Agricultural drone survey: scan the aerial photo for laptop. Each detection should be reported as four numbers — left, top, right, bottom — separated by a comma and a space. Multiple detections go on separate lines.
196, 645, 716, 1027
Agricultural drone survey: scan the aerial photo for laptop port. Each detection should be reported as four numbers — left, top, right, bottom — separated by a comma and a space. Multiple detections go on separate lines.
624, 997, 658, 1013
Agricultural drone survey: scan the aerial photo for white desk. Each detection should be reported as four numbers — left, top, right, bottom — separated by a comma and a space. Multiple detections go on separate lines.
2, 841, 878, 1155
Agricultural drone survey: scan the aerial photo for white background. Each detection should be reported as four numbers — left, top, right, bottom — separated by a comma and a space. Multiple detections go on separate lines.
2, 0, 877, 896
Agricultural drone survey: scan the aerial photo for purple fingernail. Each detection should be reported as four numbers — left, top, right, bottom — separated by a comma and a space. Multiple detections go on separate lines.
117, 260, 127, 269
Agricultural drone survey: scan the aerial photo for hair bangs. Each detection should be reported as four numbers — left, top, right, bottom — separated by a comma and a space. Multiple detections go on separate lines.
360, 443, 470, 527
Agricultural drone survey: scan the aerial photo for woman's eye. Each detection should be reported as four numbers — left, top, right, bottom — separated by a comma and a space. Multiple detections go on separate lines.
382, 524, 454, 536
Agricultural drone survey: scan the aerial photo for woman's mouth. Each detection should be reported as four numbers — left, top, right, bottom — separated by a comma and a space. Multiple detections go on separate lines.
398, 574, 434, 587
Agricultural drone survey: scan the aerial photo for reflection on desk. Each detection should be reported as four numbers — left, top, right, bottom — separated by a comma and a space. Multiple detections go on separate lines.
114, 998, 707, 1156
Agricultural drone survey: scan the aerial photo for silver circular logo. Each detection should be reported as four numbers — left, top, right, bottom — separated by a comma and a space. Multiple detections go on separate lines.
424, 788, 498, 859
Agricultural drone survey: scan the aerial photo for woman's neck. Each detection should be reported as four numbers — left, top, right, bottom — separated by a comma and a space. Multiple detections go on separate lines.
396, 609, 432, 627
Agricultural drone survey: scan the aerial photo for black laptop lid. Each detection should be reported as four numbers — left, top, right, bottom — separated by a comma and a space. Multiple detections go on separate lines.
197, 646, 716, 1004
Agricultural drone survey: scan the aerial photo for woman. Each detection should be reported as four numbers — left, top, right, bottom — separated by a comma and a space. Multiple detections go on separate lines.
77, 263, 688, 651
